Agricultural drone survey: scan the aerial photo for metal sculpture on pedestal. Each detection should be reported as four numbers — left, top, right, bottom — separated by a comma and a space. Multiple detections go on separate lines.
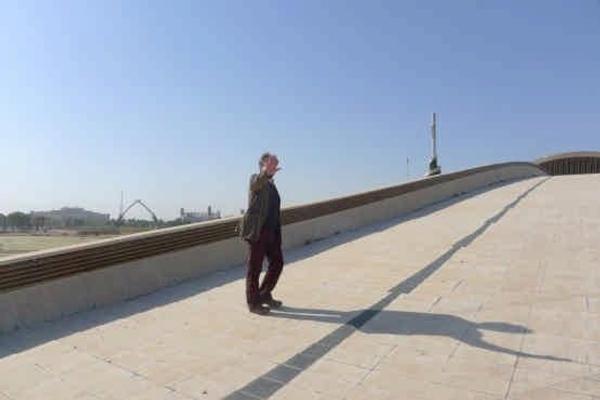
427, 112, 442, 176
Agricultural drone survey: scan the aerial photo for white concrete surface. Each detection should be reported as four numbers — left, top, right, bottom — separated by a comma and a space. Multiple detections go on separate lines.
1, 174, 598, 399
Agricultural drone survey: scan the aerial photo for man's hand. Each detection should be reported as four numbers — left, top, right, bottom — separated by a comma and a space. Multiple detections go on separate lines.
263, 156, 281, 177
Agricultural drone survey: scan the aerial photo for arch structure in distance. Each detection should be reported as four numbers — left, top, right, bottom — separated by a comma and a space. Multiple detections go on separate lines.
116, 199, 159, 225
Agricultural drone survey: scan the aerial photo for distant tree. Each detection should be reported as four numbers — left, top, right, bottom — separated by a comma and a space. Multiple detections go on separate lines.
32, 216, 48, 231
0, 213, 6, 232
7, 212, 31, 231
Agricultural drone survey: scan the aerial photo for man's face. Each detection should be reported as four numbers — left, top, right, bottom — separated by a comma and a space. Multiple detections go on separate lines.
262, 155, 280, 174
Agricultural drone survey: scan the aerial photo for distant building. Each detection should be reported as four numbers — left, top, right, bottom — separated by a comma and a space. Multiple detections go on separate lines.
180, 206, 221, 224
30, 207, 110, 228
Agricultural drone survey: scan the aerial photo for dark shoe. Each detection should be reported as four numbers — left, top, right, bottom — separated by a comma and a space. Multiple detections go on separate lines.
264, 298, 283, 309
249, 305, 270, 315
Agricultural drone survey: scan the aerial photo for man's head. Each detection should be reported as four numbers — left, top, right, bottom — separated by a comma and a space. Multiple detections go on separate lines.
259, 152, 280, 175
259, 152, 279, 168
259, 152, 272, 169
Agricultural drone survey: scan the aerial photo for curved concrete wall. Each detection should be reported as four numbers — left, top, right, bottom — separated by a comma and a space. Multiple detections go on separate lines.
536, 151, 600, 175
0, 162, 545, 333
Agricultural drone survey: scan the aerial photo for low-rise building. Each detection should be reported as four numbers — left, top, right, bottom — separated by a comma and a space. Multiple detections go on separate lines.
180, 206, 221, 224
30, 207, 110, 228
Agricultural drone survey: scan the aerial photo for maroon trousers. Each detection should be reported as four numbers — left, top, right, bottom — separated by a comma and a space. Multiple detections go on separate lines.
246, 228, 284, 307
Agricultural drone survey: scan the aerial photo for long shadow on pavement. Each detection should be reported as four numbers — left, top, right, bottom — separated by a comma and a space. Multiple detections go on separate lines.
270, 307, 565, 360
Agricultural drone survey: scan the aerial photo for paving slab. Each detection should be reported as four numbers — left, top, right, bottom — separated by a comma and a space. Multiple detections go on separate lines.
1, 175, 600, 399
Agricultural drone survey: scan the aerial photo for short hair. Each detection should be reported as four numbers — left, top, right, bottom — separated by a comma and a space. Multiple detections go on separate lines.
259, 152, 272, 168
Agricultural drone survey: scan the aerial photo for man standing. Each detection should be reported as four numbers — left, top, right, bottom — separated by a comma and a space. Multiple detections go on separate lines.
239, 153, 284, 315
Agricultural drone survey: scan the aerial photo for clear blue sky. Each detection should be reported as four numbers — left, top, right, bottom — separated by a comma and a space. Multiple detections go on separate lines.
1, 1, 599, 219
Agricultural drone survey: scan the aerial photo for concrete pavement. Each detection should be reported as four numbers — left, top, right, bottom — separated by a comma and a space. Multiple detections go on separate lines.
1, 175, 599, 399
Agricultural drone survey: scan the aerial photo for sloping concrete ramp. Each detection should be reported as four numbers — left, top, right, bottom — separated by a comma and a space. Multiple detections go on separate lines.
1, 175, 599, 400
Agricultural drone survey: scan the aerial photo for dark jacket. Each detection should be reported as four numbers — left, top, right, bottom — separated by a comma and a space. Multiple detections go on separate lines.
238, 172, 276, 242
